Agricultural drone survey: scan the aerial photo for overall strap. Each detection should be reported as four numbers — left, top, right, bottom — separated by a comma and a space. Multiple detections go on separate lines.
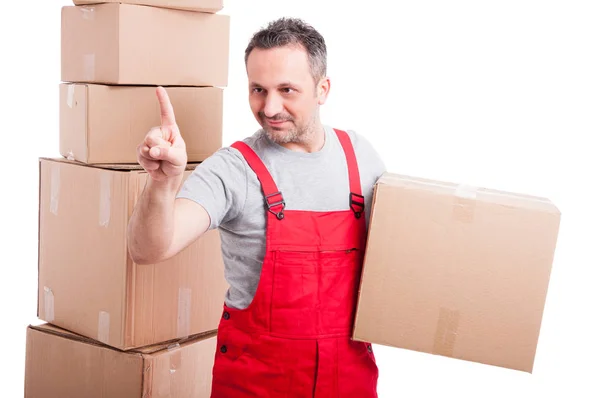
231, 141, 286, 220
333, 129, 365, 219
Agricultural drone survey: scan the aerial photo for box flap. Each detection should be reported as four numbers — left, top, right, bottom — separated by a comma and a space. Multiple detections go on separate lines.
31, 323, 86, 337
136, 330, 217, 355
29, 323, 216, 355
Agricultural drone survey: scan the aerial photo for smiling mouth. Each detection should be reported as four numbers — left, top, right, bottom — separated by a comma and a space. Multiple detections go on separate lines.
266, 119, 290, 126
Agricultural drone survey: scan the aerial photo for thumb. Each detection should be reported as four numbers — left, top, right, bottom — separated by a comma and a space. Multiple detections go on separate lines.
149, 145, 187, 167
156, 86, 177, 127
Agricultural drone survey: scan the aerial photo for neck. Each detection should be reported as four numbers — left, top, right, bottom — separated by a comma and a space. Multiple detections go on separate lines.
282, 121, 325, 153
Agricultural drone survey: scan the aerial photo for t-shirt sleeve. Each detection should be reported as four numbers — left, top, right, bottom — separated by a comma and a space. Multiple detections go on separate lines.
347, 129, 387, 183
176, 147, 248, 230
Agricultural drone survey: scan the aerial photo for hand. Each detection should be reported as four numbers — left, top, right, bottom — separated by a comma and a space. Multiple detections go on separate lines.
137, 86, 187, 181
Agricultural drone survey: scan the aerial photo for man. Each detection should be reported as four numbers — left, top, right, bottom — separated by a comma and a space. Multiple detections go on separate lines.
128, 17, 385, 397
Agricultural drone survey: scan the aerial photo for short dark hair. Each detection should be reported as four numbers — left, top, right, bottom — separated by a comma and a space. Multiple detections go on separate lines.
244, 17, 327, 83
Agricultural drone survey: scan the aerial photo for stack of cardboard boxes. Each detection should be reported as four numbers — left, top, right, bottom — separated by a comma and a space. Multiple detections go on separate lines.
25, 1, 230, 396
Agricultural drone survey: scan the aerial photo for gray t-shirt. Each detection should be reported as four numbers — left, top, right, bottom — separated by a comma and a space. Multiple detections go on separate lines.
176, 125, 387, 310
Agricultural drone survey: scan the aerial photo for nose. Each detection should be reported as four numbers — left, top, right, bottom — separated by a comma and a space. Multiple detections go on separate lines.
263, 93, 283, 118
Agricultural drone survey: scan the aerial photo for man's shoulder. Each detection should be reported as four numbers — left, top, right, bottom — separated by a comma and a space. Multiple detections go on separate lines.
240, 128, 267, 147
327, 126, 377, 154
327, 125, 387, 174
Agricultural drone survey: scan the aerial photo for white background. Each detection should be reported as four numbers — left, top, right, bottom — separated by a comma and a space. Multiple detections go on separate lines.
1, 0, 599, 396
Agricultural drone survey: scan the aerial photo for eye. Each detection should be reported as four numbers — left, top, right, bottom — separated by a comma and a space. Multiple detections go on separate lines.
281, 87, 295, 94
252, 87, 263, 93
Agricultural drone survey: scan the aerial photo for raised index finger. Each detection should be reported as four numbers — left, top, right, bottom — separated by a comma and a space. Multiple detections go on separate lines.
156, 86, 176, 127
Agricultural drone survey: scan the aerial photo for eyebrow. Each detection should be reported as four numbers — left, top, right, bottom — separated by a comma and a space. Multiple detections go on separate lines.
249, 81, 299, 88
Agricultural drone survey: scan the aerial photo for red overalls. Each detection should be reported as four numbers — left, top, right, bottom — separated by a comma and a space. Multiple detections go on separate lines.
210, 129, 379, 397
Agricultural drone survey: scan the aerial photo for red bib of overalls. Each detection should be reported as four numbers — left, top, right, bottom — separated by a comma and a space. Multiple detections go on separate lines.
210, 129, 379, 397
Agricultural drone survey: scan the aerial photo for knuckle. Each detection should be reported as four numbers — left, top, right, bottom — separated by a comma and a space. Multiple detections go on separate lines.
145, 127, 160, 139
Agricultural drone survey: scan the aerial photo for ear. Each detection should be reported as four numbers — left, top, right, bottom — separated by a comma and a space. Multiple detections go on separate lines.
317, 76, 331, 105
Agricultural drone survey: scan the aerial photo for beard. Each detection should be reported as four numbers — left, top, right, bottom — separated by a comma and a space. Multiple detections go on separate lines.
259, 112, 314, 145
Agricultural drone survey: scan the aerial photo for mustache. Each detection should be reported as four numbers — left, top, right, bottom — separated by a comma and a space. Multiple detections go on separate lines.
259, 112, 293, 122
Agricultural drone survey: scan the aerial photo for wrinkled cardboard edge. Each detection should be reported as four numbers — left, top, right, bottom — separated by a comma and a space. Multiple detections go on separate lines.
39, 156, 200, 171
136, 329, 218, 355
28, 323, 217, 355
72, 0, 225, 14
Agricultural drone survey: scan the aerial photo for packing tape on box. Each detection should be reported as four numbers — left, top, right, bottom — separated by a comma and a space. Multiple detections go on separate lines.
142, 363, 153, 398
50, 163, 60, 215
83, 54, 95, 81
44, 287, 55, 322
67, 84, 75, 109
167, 343, 182, 375
432, 307, 460, 357
99, 172, 111, 227
98, 311, 110, 344
453, 184, 477, 223
80, 6, 95, 20
177, 287, 192, 338
454, 184, 478, 200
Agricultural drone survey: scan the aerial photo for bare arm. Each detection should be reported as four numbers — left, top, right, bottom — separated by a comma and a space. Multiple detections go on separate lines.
127, 177, 211, 264
127, 86, 209, 264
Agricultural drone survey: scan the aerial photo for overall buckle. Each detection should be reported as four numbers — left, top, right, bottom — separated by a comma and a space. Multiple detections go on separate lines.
349, 192, 365, 219
265, 191, 286, 220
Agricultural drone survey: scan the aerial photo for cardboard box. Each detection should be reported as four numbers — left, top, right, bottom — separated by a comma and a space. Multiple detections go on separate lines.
353, 172, 561, 373
38, 158, 228, 350
73, 0, 223, 13
25, 323, 217, 398
60, 84, 223, 164
61, 3, 230, 86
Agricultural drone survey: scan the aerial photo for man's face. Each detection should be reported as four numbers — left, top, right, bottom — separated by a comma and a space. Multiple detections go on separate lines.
247, 45, 329, 145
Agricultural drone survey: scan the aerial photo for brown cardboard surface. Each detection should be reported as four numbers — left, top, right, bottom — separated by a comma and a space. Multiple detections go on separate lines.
73, 0, 223, 13
143, 332, 217, 397
24, 323, 217, 398
353, 172, 561, 373
38, 157, 228, 350
60, 84, 223, 164
61, 3, 229, 86
25, 324, 143, 398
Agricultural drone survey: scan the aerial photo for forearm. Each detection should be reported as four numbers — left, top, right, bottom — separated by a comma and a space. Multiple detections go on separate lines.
127, 176, 183, 264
